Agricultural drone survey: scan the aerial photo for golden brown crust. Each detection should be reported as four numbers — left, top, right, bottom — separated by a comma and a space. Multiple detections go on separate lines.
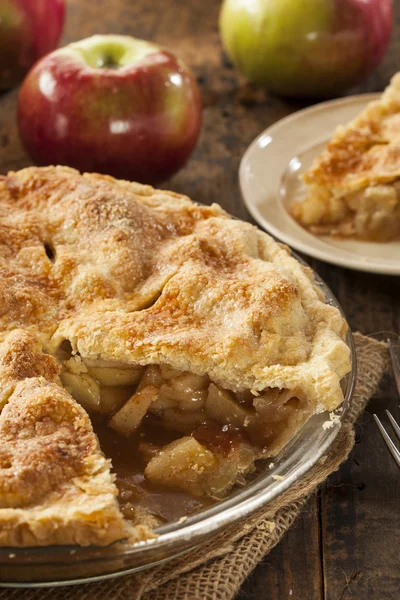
0, 166, 349, 409
0, 332, 149, 547
303, 74, 400, 191
1, 377, 98, 509
0, 330, 60, 411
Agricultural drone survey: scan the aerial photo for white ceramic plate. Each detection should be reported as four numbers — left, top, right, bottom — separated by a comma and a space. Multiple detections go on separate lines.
239, 94, 400, 275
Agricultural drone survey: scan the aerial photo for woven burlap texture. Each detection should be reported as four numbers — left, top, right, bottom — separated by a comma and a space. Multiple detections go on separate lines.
0, 333, 388, 600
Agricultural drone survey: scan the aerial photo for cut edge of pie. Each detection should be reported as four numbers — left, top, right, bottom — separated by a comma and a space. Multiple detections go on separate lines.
291, 73, 400, 241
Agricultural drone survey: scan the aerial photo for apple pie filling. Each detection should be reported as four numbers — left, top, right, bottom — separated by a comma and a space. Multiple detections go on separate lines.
56, 346, 309, 514
293, 182, 400, 241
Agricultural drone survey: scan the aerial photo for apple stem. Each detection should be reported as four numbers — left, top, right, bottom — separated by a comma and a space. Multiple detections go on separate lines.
97, 55, 119, 69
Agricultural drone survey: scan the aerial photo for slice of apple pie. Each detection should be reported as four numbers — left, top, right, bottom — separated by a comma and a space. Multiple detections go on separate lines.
291, 73, 400, 241
0, 166, 351, 546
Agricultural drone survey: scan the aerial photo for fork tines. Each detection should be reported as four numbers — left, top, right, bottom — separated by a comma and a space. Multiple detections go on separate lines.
373, 411, 400, 469
373, 339, 400, 469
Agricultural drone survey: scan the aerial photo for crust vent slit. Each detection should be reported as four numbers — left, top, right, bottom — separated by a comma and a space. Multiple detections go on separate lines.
44, 242, 56, 262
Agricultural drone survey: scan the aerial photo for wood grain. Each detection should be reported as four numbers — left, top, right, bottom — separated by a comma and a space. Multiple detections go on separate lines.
0, 1, 399, 598
238, 495, 324, 600
320, 376, 400, 600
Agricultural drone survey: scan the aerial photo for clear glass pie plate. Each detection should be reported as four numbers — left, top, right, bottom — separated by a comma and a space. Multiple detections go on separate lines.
0, 256, 356, 588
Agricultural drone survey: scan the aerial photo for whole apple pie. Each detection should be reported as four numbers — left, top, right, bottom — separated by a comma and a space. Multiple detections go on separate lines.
291, 74, 400, 241
0, 166, 351, 547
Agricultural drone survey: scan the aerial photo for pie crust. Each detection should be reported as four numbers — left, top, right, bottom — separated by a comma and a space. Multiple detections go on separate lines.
291, 74, 400, 241
0, 166, 351, 547
0, 330, 149, 547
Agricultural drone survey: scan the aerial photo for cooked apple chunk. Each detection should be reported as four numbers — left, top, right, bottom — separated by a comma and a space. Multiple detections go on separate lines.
109, 384, 158, 436
99, 385, 133, 415
157, 408, 205, 432
60, 371, 101, 412
206, 444, 256, 498
144, 436, 218, 496
84, 363, 144, 387
253, 389, 301, 422
206, 383, 253, 428
145, 434, 257, 498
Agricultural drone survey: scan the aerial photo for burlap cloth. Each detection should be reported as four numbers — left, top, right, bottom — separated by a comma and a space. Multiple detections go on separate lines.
0, 333, 388, 600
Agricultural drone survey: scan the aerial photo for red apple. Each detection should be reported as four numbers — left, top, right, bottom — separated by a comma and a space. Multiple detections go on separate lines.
0, 0, 65, 89
220, 0, 393, 98
17, 35, 203, 184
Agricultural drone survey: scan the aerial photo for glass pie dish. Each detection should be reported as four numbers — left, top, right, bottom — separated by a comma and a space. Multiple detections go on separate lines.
0, 258, 356, 588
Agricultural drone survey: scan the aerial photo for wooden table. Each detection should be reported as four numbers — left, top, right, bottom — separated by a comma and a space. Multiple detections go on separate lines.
1, 1, 399, 598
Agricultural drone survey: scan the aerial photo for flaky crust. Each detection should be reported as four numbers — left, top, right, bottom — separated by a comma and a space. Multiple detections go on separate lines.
0, 166, 350, 410
303, 73, 400, 193
0, 166, 351, 546
0, 331, 149, 547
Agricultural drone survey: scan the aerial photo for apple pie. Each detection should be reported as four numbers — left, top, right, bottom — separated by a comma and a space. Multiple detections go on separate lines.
0, 166, 351, 547
291, 74, 400, 241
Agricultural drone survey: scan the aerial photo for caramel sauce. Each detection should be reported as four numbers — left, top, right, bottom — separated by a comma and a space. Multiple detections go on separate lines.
92, 416, 212, 525
192, 421, 246, 456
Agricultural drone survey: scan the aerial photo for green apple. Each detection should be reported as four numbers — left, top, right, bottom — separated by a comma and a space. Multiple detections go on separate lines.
219, 0, 392, 98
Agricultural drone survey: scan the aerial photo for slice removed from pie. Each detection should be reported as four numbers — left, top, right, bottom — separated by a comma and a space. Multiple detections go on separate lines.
0, 331, 150, 547
291, 73, 400, 241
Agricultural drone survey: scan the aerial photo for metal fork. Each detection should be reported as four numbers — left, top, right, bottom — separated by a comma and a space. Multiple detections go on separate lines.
373, 338, 400, 469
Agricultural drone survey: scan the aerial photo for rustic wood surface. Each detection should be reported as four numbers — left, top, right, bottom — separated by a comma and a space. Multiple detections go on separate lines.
0, 1, 399, 598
